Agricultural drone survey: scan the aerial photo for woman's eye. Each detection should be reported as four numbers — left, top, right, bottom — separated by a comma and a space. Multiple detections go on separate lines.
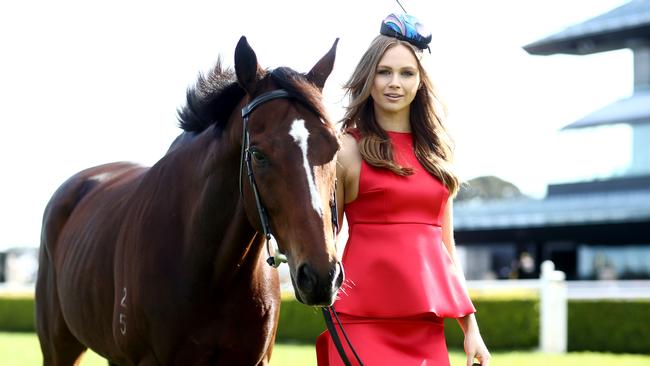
377, 69, 390, 75
402, 70, 415, 76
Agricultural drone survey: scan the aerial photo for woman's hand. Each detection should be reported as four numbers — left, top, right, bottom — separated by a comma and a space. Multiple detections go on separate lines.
463, 329, 491, 366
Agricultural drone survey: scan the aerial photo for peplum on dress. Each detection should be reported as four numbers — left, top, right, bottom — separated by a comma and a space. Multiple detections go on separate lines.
316, 131, 476, 366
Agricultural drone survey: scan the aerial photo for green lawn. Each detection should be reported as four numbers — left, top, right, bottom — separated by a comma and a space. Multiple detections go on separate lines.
2, 332, 649, 365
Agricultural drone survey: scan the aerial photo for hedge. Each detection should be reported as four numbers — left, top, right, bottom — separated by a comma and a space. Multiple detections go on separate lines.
443, 299, 539, 350
3, 295, 649, 354
276, 297, 327, 341
0, 295, 34, 332
277, 298, 539, 350
568, 300, 650, 354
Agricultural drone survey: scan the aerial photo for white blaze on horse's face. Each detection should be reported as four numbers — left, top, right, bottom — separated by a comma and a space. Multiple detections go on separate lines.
289, 118, 323, 218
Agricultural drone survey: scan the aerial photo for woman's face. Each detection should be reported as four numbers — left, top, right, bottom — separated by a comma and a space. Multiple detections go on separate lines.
370, 44, 421, 117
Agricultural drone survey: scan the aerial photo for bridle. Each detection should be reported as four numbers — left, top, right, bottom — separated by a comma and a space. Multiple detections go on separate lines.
238, 88, 360, 366
238, 88, 339, 268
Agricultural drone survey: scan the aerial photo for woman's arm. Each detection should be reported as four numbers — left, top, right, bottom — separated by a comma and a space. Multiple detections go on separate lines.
441, 200, 491, 366
334, 149, 346, 230
335, 133, 362, 226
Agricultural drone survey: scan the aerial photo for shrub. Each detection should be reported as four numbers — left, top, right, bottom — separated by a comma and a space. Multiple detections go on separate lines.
275, 297, 540, 350
0, 295, 35, 332
444, 299, 539, 350
276, 298, 326, 342
4, 294, 649, 354
568, 299, 650, 354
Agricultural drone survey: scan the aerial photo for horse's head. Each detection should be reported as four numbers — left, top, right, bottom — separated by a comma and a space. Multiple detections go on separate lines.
234, 37, 343, 306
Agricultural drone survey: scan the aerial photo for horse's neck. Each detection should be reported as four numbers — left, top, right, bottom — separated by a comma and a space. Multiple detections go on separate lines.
176, 124, 262, 291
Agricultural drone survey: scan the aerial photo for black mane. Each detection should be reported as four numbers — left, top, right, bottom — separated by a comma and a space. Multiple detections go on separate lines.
177, 59, 245, 134
177, 61, 329, 135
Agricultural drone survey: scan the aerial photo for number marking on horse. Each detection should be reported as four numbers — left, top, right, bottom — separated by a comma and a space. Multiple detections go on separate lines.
120, 286, 127, 335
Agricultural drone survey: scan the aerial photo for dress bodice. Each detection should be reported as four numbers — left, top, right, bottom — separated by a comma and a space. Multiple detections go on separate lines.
345, 131, 449, 227
335, 130, 476, 319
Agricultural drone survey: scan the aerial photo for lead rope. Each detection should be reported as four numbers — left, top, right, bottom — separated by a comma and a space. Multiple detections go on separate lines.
321, 179, 364, 365
322, 306, 364, 366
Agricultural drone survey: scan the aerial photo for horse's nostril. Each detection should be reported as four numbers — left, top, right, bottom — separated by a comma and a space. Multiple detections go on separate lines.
297, 264, 318, 293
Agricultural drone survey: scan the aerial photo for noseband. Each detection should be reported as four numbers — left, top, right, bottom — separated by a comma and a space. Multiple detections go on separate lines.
239, 89, 339, 268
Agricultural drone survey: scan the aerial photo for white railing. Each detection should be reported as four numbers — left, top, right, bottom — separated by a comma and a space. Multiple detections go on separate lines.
0, 282, 34, 296
467, 262, 650, 353
565, 279, 650, 299
466, 277, 650, 300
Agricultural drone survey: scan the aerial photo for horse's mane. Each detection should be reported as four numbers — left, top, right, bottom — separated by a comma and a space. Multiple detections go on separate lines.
177, 59, 244, 135
177, 61, 330, 135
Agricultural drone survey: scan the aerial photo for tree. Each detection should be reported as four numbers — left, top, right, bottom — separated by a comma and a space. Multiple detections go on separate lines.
455, 175, 524, 202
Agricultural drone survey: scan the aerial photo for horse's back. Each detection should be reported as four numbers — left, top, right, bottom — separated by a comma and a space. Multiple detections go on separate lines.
37, 161, 147, 360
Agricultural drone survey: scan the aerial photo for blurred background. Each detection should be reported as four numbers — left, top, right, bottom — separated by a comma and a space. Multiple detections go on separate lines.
2, 0, 646, 286
0, 0, 649, 362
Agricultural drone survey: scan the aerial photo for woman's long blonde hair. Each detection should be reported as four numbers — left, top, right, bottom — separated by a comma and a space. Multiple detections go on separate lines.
341, 35, 460, 196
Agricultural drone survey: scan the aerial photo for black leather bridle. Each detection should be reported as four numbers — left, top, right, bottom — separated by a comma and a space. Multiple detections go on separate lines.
238, 88, 361, 366
238, 89, 339, 268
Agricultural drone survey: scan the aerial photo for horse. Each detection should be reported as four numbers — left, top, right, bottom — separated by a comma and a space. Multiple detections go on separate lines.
35, 36, 343, 366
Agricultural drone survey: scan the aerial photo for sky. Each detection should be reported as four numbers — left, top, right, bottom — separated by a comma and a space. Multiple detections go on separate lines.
0, 0, 634, 248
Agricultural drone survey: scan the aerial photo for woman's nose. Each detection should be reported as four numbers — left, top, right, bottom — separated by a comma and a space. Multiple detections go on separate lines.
388, 75, 400, 88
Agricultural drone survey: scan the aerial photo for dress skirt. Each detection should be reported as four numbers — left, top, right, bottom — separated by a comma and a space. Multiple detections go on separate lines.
316, 312, 450, 366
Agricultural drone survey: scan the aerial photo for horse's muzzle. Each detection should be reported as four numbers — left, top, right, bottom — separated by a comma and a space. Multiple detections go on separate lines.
294, 261, 343, 306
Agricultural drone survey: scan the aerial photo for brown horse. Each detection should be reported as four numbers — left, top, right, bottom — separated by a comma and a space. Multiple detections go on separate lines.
35, 36, 343, 365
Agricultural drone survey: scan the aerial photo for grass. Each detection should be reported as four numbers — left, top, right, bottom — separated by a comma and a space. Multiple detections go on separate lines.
3, 332, 649, 365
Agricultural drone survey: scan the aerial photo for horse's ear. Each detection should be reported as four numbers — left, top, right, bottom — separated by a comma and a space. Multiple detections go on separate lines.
235, 36, 265, 94
306, 38, 339, 90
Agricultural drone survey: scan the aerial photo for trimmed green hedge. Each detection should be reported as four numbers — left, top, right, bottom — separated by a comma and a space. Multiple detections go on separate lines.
275, 298, 540, 350
0, 296, 35, 332
444, 299, 539, 350
568, 300, 650, 354
276, 297, 650, 354
276, 297, 326, 341
4, 295, 649, 354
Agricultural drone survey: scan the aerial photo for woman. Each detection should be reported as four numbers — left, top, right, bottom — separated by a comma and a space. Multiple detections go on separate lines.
316, 13, 491, 366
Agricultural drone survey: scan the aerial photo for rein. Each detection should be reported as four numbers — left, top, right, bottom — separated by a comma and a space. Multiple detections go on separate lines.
239, 89, 339, 268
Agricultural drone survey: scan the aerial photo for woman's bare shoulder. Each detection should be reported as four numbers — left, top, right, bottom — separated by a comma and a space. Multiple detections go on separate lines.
337, 131, 362, 203
338, 132, 361, 167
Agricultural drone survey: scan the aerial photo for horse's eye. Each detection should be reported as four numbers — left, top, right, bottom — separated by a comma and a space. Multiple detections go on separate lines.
250, 149, 267, 164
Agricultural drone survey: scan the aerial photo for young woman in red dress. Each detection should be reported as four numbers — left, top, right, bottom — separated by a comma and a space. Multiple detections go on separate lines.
316, 13, 491, 366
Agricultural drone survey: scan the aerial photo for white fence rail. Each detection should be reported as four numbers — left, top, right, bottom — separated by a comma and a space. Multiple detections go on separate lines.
466, 278, 650, 299
467, 261, 650, 353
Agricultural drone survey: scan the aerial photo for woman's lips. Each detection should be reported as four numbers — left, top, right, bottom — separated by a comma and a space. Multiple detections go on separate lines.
384, 93, 402, 101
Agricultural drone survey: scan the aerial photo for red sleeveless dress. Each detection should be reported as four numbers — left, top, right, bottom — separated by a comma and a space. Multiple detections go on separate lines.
316, 131, 475, 366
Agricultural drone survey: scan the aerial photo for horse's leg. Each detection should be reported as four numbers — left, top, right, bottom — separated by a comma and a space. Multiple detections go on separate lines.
36, 176, 101, 365
257, 332, 276, 366
35, 200, 86, 366
256, 351, 271, 366
36, 249, 87, 366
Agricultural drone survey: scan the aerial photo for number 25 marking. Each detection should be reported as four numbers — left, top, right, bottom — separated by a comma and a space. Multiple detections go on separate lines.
119, 286, 127, 335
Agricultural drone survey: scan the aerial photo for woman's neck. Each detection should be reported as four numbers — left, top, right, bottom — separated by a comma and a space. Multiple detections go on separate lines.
375, 109, 411, 132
